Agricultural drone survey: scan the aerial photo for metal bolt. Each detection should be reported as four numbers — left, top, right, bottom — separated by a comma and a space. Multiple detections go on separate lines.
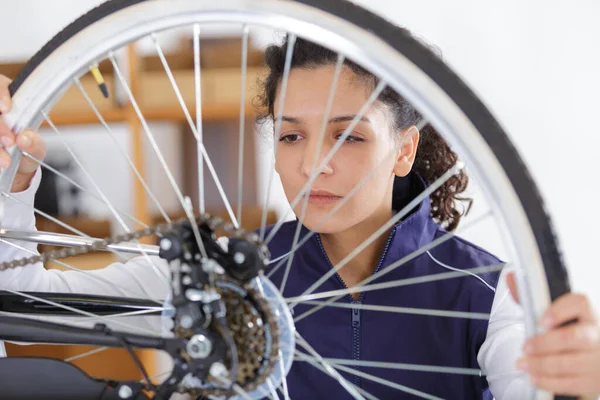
118, 385, 133, 399
182, 275, 192, 285
185, 288, 221, 303
186, 334, 212, 359
181, 264, 192, 273
185, 288, 204, 302
209, 362, 229, 379
180, 315, 194, 329
202, 259, 225, 274
159, 238, 172, 251
233, 252, 245, 265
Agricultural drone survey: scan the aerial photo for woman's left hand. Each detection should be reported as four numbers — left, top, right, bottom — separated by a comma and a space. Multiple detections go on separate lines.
507, 272, 600, 397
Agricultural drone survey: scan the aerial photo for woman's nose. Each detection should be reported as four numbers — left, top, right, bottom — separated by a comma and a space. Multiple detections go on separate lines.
301, 138, 333, 177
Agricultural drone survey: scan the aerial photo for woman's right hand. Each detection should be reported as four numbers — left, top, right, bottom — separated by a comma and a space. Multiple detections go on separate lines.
0, 74, 47, 193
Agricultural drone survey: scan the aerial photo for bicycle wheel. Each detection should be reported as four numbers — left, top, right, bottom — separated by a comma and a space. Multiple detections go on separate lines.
0, 0, 571, 399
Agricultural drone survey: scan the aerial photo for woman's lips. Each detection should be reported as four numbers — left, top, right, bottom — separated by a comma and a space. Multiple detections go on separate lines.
307, 190, 342, 205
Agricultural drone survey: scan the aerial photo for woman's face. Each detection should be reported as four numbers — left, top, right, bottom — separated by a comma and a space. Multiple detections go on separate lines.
274, 65, 417, 234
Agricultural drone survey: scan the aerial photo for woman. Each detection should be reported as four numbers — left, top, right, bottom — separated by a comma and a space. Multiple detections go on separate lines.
0, 34, 599, 399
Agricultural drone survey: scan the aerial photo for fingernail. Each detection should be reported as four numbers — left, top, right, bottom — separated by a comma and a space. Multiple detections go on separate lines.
523, 342, 533, 354
516, 358, 529, 371
18, 134, 31, 148
0, 100, 7, 114
1, 136, 13, 147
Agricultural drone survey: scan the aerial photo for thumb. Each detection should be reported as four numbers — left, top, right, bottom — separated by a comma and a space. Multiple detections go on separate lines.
507, 271, 520, 304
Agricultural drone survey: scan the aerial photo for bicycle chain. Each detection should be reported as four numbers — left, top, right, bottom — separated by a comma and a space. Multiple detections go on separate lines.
0, 214, 280, 397
0, 214, 259, 270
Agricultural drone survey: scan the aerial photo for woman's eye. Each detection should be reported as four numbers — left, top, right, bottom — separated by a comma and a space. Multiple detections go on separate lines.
335, 134, 364, 143
280, 133, 303, 143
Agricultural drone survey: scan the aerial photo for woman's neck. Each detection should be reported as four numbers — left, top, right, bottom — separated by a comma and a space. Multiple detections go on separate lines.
319, 207, 394, 299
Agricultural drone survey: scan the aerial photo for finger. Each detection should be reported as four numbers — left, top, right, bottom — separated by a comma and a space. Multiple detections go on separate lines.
15, 130, 46, 175
531, 374, 597, 396
524, 323, 600, 356
0, 113, 16, 142
0, 147, 10, 169
517, 352, 599, 377
506, 271, 519, 303
543, 293, 598, 328
0, 75, 12, 114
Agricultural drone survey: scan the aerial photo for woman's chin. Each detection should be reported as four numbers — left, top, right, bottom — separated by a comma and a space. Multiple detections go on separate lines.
298, 214, 349, 234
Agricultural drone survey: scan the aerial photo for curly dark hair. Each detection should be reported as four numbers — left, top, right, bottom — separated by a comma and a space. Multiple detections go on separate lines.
255, 36, 471, 231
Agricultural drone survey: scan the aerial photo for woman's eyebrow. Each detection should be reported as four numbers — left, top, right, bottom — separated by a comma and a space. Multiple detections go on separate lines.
280, 115, 371, 124
329, 115, 371, 124
281, 116, 303, 124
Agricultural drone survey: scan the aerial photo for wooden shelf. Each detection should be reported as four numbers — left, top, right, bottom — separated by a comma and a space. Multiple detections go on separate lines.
44, 102, 257, 126
40, 67, 264, 127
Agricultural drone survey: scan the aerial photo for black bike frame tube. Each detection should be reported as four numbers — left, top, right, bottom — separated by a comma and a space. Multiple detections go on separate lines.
0, 291, 163, 316
0, 315, 175, 349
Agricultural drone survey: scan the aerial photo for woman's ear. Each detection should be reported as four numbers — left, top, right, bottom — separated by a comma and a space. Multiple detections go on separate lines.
393, 126, 420, 177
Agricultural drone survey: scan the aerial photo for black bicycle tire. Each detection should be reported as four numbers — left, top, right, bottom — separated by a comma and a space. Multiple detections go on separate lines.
7, 1, 573, 399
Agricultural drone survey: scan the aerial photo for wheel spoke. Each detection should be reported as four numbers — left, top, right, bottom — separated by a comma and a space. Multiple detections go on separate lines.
237, 25, 250, 224
279, 54, 344, 294
72, 308, 167, 321
266, 377, 279, 399
2, 192, 87, 237
277, 348, 291, 400
43, 114, 132, 233
0, 288, 160, 336
295, 301, 489, 320
322, 358, 482, 376
212, 374, 253, 400
296, 352, 443, 400
296, 352, 378, 400
151, 34, 238, 229
140, 369, 172, 384
295, 332, 366, 400
193, 23, 205, 215
74, 78, 170, 223
110, 53, 208, 260
20, 151, 149, 229
288, 262, 506, 306
64, 346, 109, 362
259, 34, 297, 241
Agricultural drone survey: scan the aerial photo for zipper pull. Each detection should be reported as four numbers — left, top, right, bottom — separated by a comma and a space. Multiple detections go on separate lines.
352, 304, 361, 327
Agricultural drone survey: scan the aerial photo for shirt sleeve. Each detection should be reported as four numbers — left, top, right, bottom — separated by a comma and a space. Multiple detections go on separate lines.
0, 167, 172, 335
477, 268, 536, 399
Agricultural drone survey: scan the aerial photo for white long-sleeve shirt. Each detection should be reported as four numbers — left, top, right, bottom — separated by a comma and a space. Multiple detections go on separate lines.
0, 168, 534, 398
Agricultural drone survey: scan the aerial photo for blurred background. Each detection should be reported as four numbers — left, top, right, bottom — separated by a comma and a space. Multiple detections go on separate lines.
0, 0, 598, 386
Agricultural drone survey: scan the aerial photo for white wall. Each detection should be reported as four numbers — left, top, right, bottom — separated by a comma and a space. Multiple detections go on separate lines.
0, 1, 597, 305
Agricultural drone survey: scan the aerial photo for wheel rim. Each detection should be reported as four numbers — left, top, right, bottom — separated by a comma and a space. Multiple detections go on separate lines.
0, 1, 564, 399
